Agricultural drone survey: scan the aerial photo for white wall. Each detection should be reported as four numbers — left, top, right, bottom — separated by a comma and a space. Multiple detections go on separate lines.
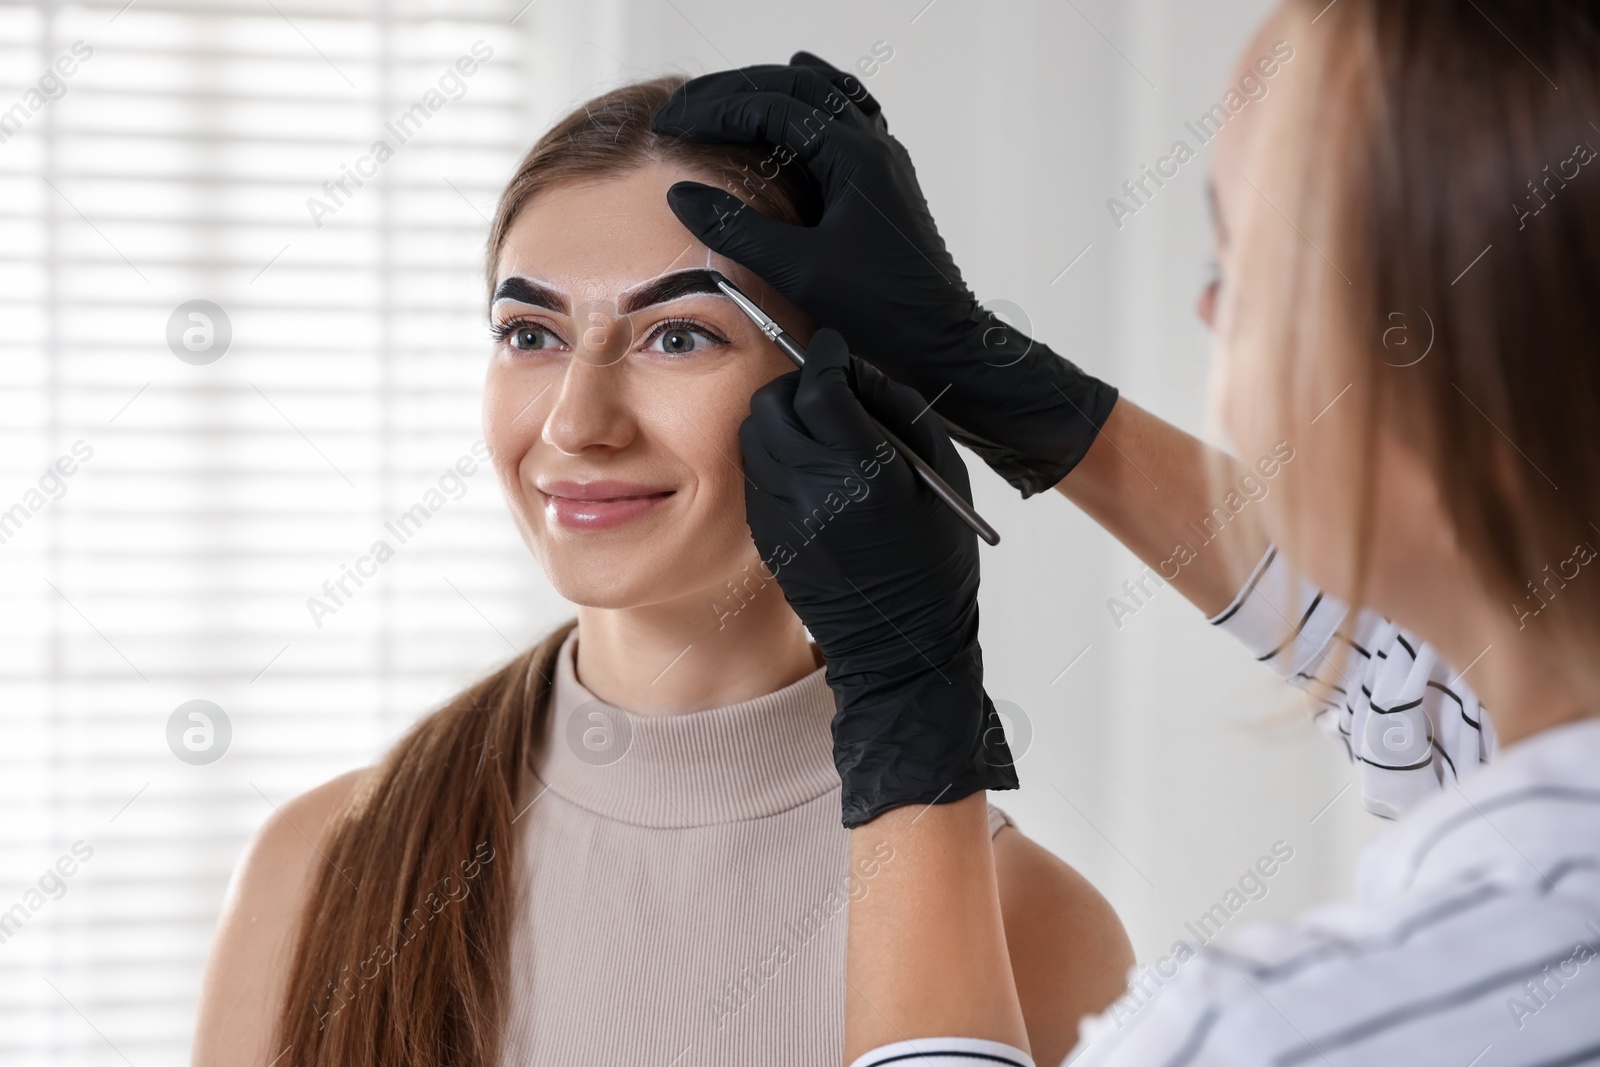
550, 0, 1381, 961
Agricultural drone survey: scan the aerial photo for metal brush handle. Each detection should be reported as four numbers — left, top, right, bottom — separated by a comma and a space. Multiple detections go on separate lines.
767, 328, 1001, 547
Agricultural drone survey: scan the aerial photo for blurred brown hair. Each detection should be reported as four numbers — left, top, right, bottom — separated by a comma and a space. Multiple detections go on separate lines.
272, 75, 807, 1067
1229, 0, 1600, 676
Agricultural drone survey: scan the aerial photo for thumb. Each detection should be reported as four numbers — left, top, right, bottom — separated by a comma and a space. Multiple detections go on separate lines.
665, 181, 803, 277
792, 329, 883, 451
850, 359, 972, 502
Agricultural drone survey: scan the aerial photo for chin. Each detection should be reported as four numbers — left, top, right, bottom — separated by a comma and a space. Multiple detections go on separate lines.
535, 546, 660, 609
533, 539, 731, 612
522, 496, 762, 611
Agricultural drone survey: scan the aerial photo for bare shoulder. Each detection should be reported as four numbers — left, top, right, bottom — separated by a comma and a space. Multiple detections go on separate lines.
992, 819, 1135, 1067
191, 769, 367, 1067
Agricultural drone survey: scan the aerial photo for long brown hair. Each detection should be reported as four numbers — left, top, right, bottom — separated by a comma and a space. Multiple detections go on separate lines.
1231, 1, 1600, 675
273, 76, 809, 1067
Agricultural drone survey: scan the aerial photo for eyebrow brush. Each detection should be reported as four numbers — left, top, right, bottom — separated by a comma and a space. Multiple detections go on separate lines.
711, 272, 1001, 547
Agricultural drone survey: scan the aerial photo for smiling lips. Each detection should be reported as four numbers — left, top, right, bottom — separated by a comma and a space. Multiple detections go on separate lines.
538, 479, 674, 531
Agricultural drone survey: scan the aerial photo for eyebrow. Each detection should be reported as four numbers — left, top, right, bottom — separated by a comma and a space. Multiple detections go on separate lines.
491, 276, 568, 314
489, 268, 728, 317
618, 269, 725, 314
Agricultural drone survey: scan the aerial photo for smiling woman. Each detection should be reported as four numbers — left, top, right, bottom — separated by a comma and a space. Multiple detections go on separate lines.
483, 164, 804, 621
190, 75, 1133, 1067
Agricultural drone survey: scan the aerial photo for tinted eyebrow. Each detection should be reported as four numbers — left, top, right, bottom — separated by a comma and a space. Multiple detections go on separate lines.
618, 269, 724, 314
492, 276, 568, 314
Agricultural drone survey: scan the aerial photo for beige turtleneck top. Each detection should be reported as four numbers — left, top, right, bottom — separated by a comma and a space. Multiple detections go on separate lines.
500, 630, 1008, 1066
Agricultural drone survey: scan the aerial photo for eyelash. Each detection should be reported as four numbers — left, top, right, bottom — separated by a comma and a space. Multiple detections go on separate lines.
490, 316, 731, 355
642, 317, 730, 353
489, 318, 554, 347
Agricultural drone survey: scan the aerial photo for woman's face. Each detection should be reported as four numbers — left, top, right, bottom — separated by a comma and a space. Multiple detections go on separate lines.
1201, 10, 1378, 599
1200, 4, 1467, 621
484, 163, 808, 609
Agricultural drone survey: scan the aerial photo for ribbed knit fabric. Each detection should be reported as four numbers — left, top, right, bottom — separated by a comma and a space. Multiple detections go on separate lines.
500, 630, 1010, 1065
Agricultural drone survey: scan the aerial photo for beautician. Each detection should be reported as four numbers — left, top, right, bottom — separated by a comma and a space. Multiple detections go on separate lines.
653, 1, 1600, 1064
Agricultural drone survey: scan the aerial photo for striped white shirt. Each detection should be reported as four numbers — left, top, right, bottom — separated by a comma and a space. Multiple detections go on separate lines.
1210, 546, 1496, 819
852, 552, 1600, 1067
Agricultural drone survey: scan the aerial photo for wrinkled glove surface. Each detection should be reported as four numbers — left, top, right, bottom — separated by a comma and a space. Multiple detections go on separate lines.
657, 52, 1118, 496
740, 328, 1016, 827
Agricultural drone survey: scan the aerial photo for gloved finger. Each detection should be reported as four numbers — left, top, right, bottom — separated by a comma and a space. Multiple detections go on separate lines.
742, 369, 814, 457
665, 182, 808, 287
737, 414, 788, 500
736, 420, 805, 565
848, 358, 973, 501
739, 372, 812, 488
654, 64, 871, 137
792, 329, 885, 452
789, 51, 883, 120
655, 89, 866, 193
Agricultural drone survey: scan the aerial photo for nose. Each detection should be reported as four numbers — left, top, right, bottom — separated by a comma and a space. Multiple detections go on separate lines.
541, 357, 635, 456
1196, 281, 1218, 330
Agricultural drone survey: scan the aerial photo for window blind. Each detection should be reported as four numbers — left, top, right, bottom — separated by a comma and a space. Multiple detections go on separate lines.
0, 2, 583, 1062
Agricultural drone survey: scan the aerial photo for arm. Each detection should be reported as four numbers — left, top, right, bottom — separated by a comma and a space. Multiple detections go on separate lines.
737, 339, 1132, 1065
845, 807, 1134, 1067
191, 770, 362, 1067
995, 827, 1134, 1066
1055, 398, 1268, 618
846, 796, 1026, 1063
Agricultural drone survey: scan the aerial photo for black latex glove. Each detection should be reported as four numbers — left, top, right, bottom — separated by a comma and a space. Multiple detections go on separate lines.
739, 328, 1016, 827
655, 52, 1119, 498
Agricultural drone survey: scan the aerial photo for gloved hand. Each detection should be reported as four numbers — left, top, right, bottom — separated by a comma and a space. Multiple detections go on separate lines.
739, 328, 1016, 827
656, 52, 1119, 498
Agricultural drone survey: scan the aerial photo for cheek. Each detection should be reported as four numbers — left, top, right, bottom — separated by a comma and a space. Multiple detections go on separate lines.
639, 373, 749, 488
1207, 285, 1277, 462
1208, 332, 1253, 454
1208, 325, 1295, 541
481, 362, 553, 494
638, 359, 780, 533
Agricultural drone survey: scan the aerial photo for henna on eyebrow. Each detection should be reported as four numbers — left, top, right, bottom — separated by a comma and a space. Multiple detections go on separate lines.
618, 269, 725, 314
491, 277, 569, 314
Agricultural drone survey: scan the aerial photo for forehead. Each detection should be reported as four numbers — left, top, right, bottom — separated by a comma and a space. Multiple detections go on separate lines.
1208, 3, 1298, 229
494, 164, 719, 299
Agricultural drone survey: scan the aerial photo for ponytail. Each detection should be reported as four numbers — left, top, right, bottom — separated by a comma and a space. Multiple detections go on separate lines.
273, 620, 576, 1067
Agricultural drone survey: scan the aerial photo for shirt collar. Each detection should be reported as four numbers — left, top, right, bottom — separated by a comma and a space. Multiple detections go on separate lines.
1358, 716, 1600, 900
528, 630, 840, 828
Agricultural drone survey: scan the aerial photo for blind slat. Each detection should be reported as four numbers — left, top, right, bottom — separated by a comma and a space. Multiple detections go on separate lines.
2, 5, 563, 1064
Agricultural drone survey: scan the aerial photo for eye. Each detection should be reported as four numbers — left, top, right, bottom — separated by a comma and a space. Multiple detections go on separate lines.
655, 328, 704, 355
642, 319, 728, 358
493, 320, 565, 352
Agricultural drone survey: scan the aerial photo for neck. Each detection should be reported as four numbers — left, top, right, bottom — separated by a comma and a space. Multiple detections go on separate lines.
573, 555, 818, 716
1409, 582, 1600, 749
